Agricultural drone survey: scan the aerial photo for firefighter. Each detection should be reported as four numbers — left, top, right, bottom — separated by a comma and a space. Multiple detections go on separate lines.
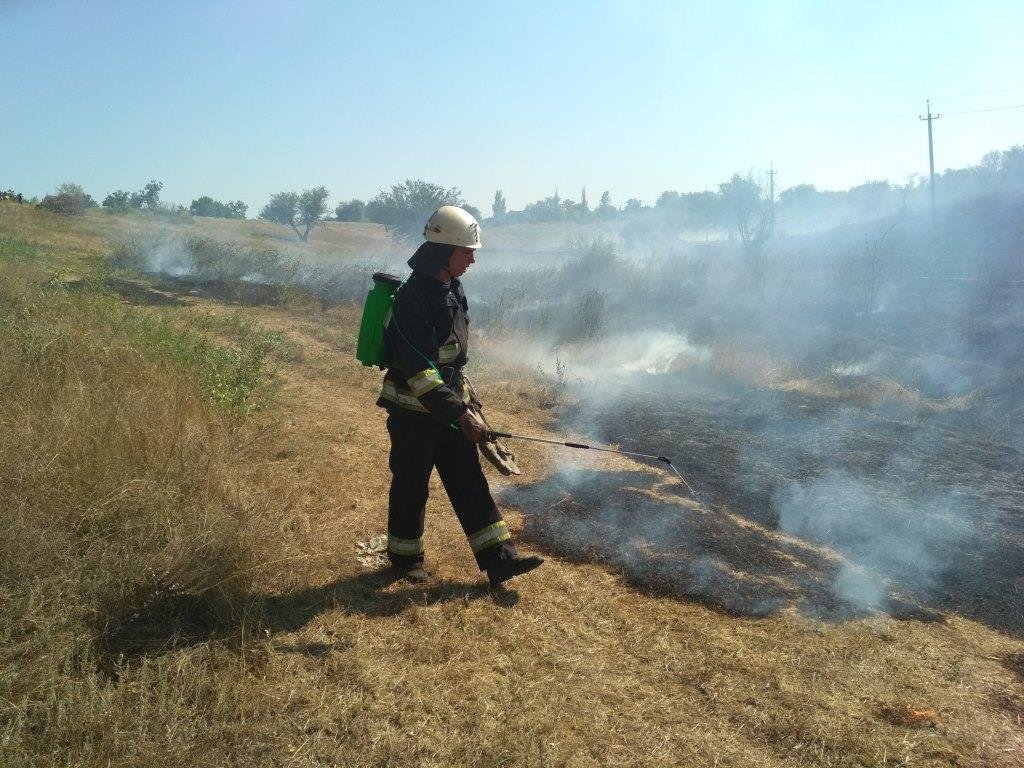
377, 205, 544, 586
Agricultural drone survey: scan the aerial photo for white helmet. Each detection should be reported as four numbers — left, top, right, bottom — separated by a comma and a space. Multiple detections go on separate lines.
423, 205, 482, 250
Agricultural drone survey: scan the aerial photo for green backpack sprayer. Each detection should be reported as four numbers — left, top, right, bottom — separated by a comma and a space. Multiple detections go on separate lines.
356, 271, 442, 377
356, 272, 403, 369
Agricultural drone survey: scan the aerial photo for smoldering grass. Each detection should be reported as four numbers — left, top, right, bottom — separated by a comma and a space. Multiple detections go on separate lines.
108, 232, 394, 308
773, 470, 978, 610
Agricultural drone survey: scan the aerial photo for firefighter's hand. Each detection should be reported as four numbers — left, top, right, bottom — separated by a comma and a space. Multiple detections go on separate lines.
457, 408, 488, 444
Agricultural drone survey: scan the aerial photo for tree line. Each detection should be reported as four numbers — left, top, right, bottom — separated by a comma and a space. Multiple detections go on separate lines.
19, 143, 1022, 243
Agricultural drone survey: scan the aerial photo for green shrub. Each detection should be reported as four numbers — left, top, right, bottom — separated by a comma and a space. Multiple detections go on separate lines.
37, 183, 97, 215
38, 192, 90, 215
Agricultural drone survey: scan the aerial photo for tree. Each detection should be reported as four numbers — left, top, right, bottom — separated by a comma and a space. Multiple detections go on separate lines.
623, 198, 644, 215
561, 197, 585, 220
297, 187, 330, 238
190, 196, 220, 217
261, 192, 298, 228
38, 182, 96, 215
580, 187, 589, 214
521, 194, 566, 222
335, 199, 366, 222
260, 187, 329, 241
719, 173, 773, 281
366, 179, 468, 240
846, 180, 894, 218
101, 180, 166, 214
190, 196, 247, 219
718, 174, 770, 246
685, 191, 722, 230
491, 190, 507, 220
897, 174, 920, 212
102, 190, 134, 212
54, 182, 94, 202
777, 183, 820, 209
130, 180, 163, 210
595, 191, 616, 220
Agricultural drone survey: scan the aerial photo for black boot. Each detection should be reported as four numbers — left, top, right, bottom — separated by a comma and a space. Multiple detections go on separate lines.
486, 554, 544, 587
389, 557, 429, 584
398, 564, 428, 584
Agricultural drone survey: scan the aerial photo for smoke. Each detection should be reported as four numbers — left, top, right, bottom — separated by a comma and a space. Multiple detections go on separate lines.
503, 467, 794, 618
491, 190, 1022, 630
110, 181, 1022, 631
617, 331, 710, 375
112, 232, 400, 305
145, 238, 194, 277
478, 330, 710, 382
772, 470, 976, 609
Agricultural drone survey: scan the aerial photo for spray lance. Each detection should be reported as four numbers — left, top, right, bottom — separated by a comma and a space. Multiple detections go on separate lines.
356, 273, 709, 509
486, 429, 710, 511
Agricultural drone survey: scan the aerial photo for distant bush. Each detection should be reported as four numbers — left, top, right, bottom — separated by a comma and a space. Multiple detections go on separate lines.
190, 196, 248, 219
335, 199, 366, 222
565, 236, 620, 284
37, 182, 97, 215
102, 180, 164, 213
39, 193, 90, 215
569, 290, 607, 340
107, 233, 384, 307
102, 189, 134, 212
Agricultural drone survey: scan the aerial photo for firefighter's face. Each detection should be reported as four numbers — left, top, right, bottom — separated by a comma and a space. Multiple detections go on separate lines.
447, 246, 476, 278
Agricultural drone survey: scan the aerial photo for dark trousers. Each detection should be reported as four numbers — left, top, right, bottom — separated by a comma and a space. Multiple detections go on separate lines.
386, 413, 517, 570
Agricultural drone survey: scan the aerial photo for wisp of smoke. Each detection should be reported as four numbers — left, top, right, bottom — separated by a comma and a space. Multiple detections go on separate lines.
773, 470, 976, 609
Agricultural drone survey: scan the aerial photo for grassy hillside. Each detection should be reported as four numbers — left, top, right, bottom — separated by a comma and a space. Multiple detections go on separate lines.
1, 201, 1022, 767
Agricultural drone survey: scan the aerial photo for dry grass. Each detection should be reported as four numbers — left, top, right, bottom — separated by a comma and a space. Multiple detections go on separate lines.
1, 201, 1022, 767
707, 340, 982, 413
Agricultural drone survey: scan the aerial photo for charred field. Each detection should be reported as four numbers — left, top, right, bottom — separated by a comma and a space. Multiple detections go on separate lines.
498, 195, 1024, 636
507, 372, 1023, 633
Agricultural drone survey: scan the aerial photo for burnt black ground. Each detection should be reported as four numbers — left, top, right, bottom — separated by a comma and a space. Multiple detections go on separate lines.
504, 372, 1024, 637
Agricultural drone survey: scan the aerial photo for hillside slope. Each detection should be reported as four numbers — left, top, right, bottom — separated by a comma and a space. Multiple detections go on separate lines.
1, 201, 1022, 768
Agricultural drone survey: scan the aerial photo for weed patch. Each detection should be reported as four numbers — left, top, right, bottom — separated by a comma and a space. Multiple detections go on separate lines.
0, 267, 284, 762
118, 306, 282, 413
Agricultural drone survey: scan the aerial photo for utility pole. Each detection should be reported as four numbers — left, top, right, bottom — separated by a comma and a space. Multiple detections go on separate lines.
919, 99, 940, 229
767, 164, 776, 235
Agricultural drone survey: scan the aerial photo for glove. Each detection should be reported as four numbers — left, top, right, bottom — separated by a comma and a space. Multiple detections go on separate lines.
462, 376, 521, 475
479, 437, 521, 476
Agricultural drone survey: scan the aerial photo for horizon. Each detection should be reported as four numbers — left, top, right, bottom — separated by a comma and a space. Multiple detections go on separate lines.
2, 1, 1022, 213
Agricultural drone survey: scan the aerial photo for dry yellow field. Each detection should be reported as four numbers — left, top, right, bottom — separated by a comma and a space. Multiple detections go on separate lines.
1, 201, 1021, 767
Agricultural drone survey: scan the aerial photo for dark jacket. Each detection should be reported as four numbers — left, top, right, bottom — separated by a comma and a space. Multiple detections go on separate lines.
376, 270, 471, 423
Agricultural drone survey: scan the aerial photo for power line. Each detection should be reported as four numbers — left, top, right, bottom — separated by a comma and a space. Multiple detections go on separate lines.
934, 84, 1024, 102
775, 120, 915, 176
771, 96, 1019, 188
942, 103, 1024, 116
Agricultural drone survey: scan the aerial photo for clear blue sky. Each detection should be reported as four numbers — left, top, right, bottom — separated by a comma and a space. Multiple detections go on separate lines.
2, 0, 1022, 213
